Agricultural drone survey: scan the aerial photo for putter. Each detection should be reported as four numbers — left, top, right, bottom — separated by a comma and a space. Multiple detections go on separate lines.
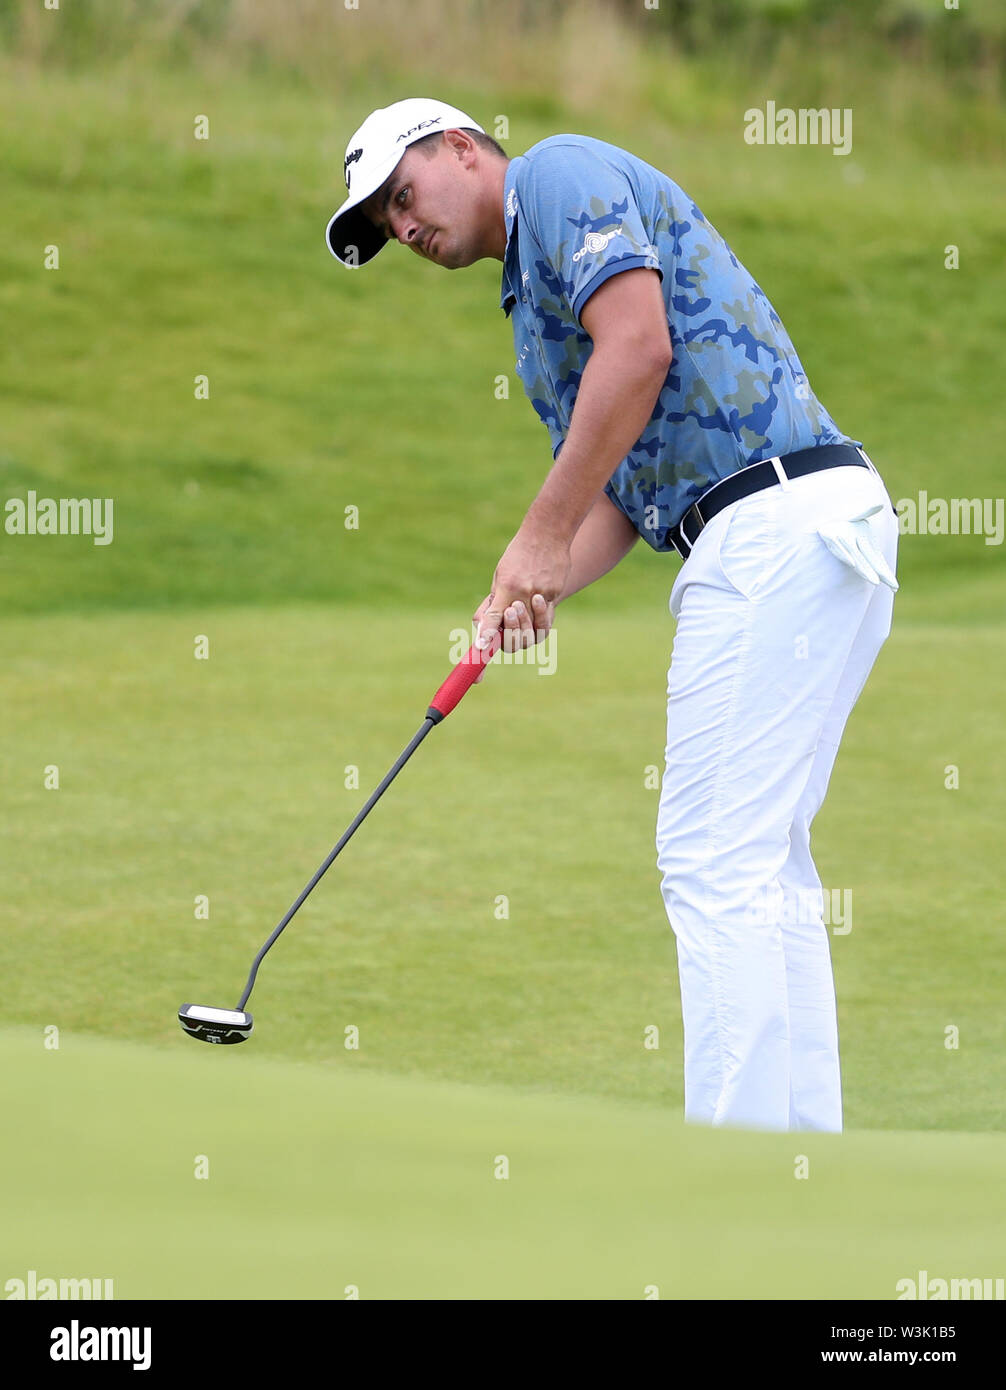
179, 633, 499, 1044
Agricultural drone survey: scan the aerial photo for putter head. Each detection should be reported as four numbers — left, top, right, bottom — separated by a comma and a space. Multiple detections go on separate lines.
179, 1003, 253, 1045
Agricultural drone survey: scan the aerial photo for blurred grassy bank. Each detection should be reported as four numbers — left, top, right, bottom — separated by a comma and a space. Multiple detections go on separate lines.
1, 0, 1002, 617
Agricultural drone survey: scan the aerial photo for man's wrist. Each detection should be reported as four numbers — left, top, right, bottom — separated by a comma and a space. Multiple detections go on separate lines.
525, 475, 589, 544
523, 489, 583, 548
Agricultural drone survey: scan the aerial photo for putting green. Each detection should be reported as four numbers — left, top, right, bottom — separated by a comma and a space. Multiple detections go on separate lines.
2, 604, 1004, 1139
2, 604, 1004, 1134
3, 1026, 1005, 1301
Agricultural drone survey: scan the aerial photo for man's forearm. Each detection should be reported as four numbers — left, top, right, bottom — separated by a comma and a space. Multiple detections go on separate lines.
558, 490, 639, 602
523, 342, 670, 545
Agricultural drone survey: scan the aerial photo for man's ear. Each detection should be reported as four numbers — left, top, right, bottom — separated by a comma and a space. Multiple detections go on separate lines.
444, 128, 477, 164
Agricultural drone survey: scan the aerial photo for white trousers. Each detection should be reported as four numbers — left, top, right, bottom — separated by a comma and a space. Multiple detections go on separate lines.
656, 463, 898, 1132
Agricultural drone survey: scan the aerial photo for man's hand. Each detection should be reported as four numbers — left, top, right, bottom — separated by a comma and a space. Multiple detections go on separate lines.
473, 522, 570, 652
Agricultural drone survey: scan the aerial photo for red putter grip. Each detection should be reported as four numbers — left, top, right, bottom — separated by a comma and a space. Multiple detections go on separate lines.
427, 633, 500, 723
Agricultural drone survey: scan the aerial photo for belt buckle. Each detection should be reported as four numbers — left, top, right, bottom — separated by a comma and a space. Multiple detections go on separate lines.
671, 513, 694, 557
679, 504, 701, 554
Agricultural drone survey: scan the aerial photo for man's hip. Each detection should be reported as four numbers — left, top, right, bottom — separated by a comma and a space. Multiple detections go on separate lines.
667, 443, 892, 562
669, 454, 898, 621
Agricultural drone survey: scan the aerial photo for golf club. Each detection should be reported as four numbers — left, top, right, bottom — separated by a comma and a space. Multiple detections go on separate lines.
179, 632, 500, 1044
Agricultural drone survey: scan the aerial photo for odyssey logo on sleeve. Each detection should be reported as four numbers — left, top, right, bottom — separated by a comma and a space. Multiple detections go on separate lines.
572, 223, 627, 262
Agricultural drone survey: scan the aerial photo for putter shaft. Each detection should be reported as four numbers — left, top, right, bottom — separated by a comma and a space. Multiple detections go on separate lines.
235, 715, 437, 1010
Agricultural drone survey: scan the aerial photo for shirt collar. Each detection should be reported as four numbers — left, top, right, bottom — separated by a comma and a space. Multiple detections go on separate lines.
499, 158, 522, 315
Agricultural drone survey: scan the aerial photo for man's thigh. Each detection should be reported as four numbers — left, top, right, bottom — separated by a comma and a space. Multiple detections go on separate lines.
658, 466, 897, 915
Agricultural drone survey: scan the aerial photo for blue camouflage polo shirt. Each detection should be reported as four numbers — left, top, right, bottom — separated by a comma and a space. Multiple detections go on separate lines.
500, 135, 858, 550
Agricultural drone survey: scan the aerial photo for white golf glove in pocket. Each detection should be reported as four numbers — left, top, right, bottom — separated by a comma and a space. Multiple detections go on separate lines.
816, 503, 899, 591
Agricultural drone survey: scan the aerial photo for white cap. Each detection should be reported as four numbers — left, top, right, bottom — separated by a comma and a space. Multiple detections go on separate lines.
325, 98, 485, 267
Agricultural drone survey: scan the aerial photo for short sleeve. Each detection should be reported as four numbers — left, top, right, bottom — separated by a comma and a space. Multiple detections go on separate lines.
516, 141, 662, 323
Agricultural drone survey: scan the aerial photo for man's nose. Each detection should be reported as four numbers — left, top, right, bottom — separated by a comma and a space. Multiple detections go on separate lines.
388, 210, 421, 248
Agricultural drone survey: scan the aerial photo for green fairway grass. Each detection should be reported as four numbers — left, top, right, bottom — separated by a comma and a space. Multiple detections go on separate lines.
4, 1025, 1006, 1300
1, 605, 1003, 1133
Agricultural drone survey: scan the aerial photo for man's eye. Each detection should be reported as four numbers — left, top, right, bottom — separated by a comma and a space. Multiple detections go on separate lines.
396, 187, 409, 205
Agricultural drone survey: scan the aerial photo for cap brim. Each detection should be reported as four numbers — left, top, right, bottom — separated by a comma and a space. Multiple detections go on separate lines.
325, 148, 404, 267
326, 205, 385, 267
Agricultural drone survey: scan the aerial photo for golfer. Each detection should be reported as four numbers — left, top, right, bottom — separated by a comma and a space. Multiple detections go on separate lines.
326, 99, 899, 1132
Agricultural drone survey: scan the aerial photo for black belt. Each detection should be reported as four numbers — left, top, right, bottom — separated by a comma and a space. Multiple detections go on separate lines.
667, 444, 879, 559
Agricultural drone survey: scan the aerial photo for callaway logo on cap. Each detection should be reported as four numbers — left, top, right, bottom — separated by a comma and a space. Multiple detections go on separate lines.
325, 98, 485, 268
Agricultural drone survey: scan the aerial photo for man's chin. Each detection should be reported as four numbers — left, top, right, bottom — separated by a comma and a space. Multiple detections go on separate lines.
438, 244, 480, 270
